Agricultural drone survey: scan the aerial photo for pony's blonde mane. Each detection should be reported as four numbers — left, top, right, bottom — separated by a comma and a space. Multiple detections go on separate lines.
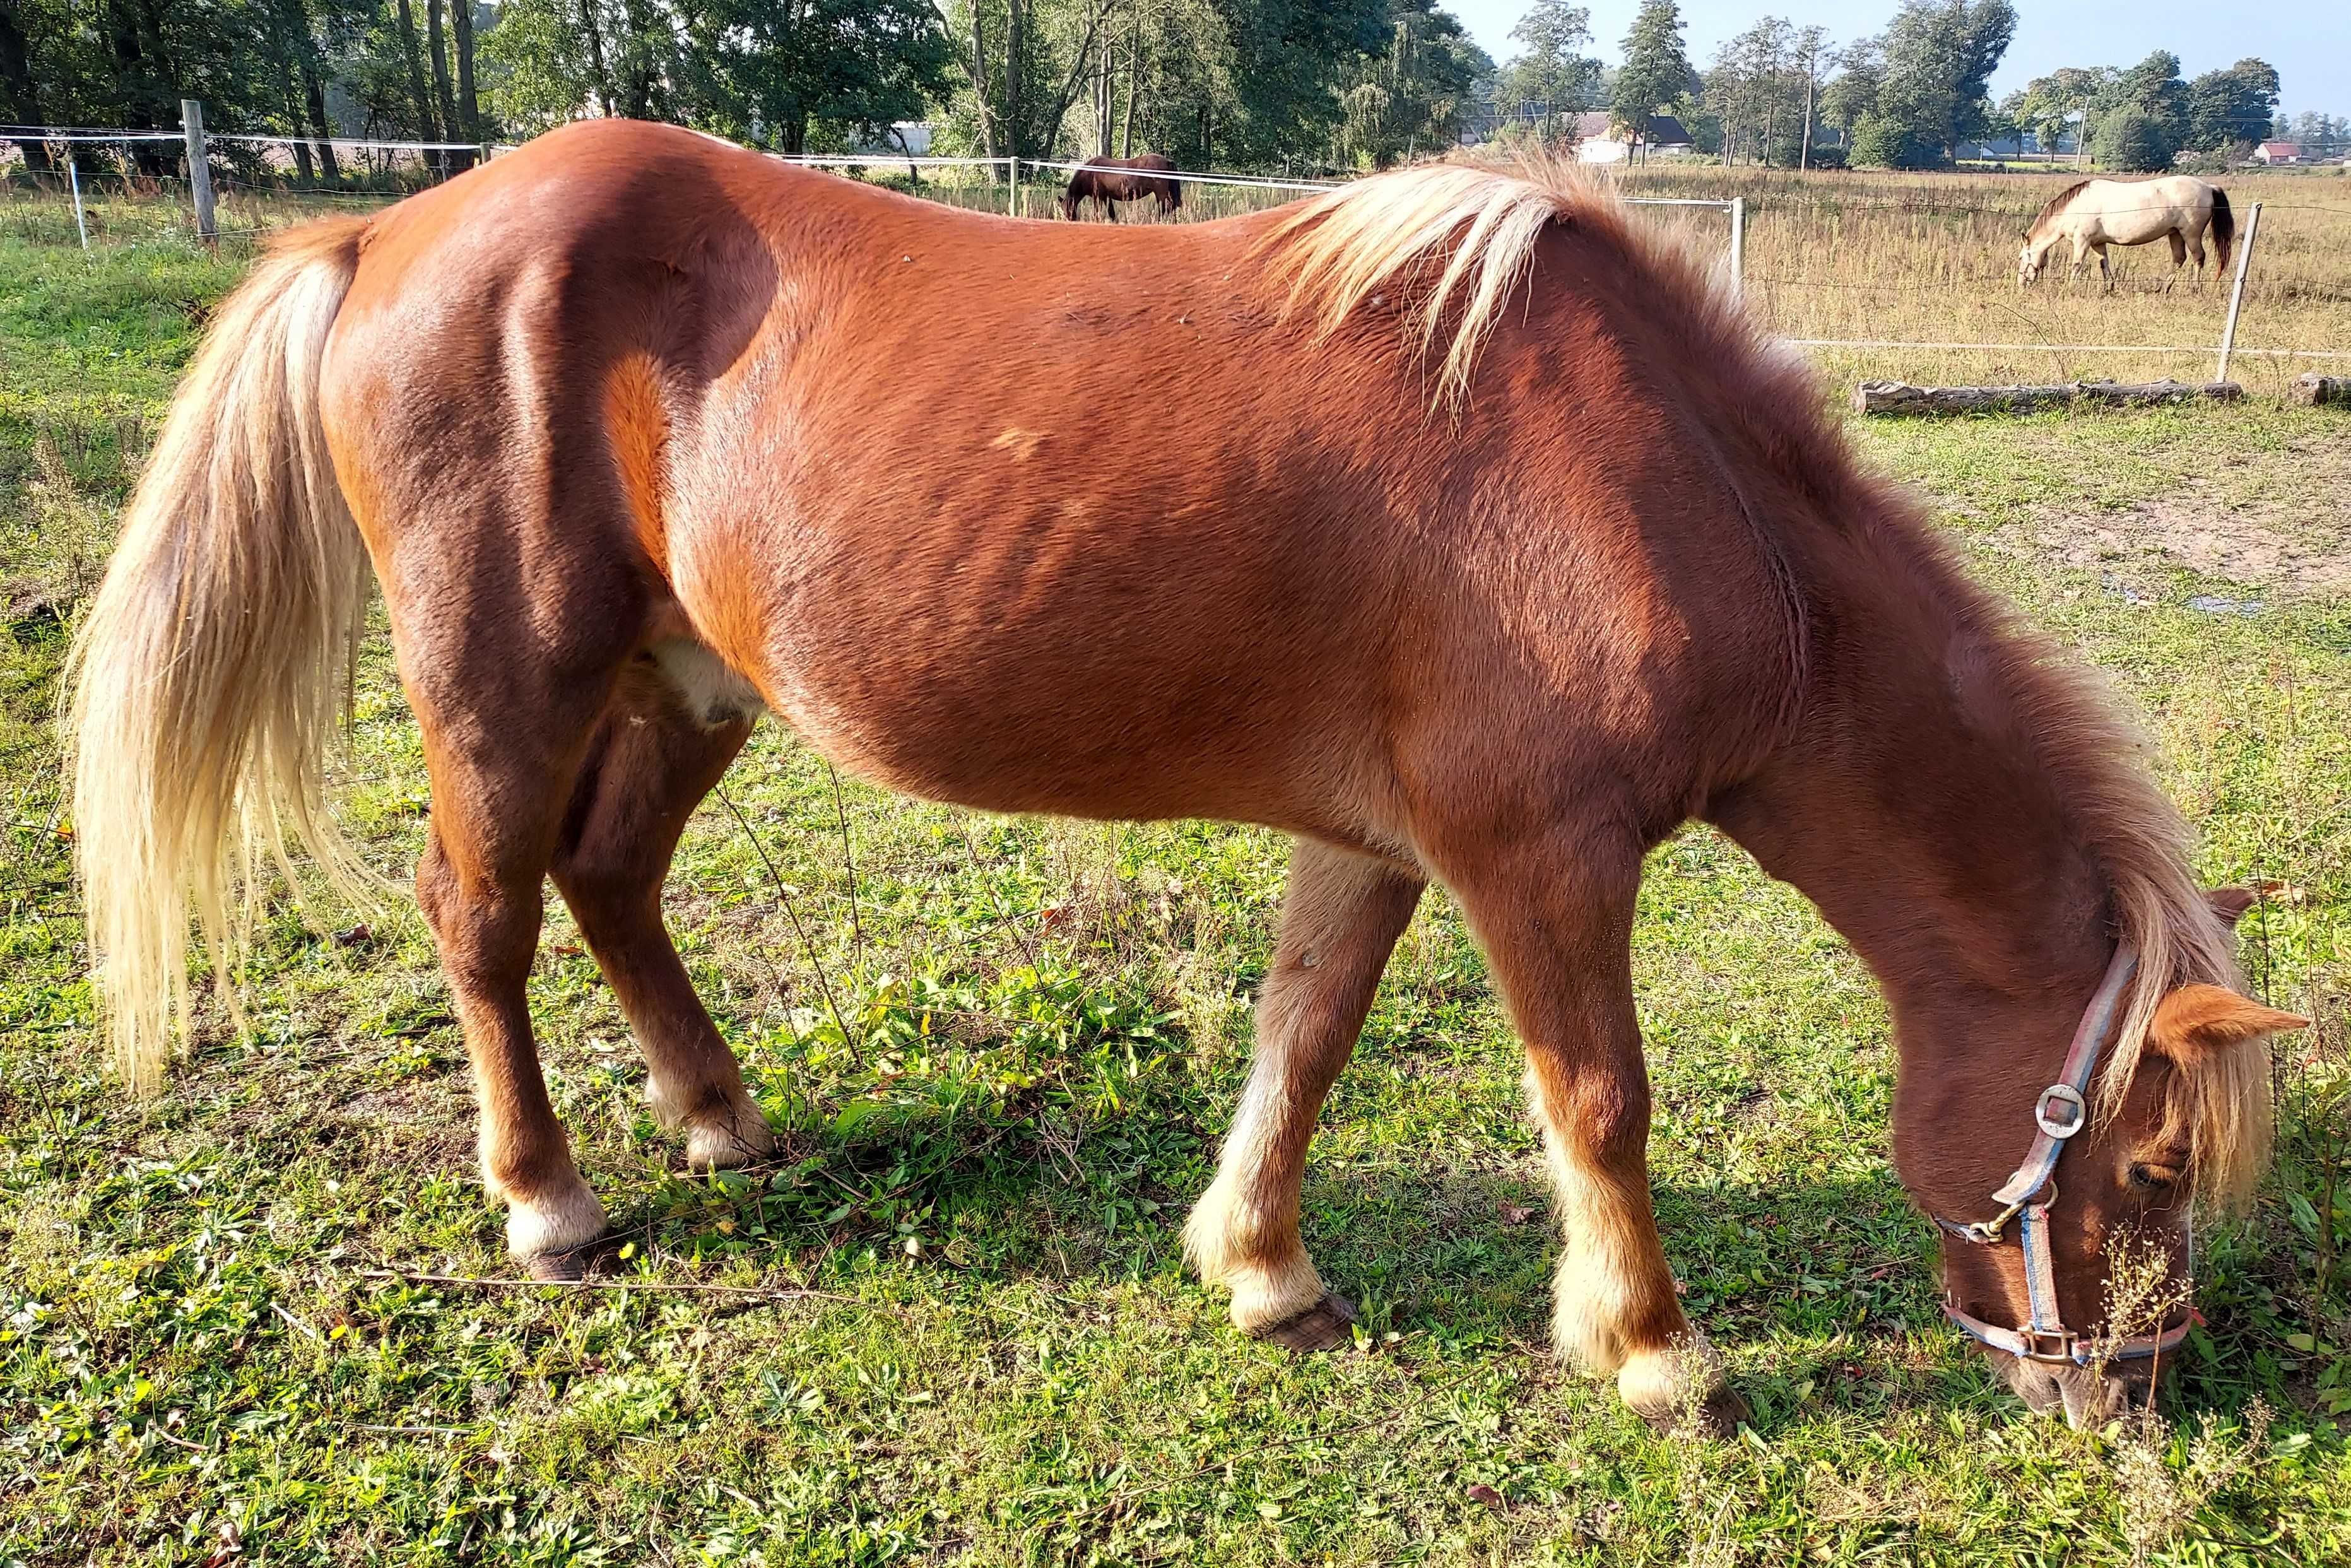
1977, 620, 2271, 1210
1257, 153, 1599, 408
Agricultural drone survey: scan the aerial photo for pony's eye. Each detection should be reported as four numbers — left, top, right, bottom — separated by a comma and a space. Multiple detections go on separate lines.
2129, 1162, 2183, 1191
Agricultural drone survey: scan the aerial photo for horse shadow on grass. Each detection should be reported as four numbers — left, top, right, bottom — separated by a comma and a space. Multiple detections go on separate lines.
622, 1111, 2039, 1433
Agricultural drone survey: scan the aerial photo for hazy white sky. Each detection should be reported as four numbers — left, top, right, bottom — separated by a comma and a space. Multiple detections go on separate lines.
1448, 1, 2351, 114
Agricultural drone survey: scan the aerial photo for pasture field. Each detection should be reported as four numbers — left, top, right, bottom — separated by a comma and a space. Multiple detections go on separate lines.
11, 155, 2348, 401
3, 190, 2350, 1566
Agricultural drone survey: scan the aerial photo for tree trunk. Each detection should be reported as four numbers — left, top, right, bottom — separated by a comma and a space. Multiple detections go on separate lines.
1006, 0, 1024, 161
427, 0, 464, 172
577, 0, 613, 117
392, 0, 441, 149
452, 0, 480, 146
1800, 69, 1814, 170
0, 4, 56, 175
1121, 20, 1140, 156
270, 0, 341, 181
1095, 35, 1110, 156
616, 0, 664, 120
1855, 378, 2243, 417
967, 6, 998, 167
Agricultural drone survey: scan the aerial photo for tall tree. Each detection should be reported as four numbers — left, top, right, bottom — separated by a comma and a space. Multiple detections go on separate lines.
1612, 0, 1695, 159
0, 0, 56, 173
2106, 49, 2186, 150
1860, 0, 2013, 167
2186, 59, 2277, 152
1499, 0, 1600, 115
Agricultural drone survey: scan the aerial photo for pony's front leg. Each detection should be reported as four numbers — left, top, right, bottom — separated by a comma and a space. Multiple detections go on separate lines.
1442, 827, 1747, 1435
1184, 840, 1423, 1348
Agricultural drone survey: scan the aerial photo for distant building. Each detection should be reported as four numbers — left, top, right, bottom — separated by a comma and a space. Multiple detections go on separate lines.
2253, 141, 2302, 164
1571, 113, 1694, 163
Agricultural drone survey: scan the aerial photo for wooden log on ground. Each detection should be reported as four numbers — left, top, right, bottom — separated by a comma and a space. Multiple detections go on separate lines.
1854, 379, 2246, 418
2290, 374, 2351, 407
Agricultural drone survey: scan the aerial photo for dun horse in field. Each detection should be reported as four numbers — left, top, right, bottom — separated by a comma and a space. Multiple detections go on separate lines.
1059, 153, 1181, 220
71, 123, 2301, 1433
2018, 175, 2234, 290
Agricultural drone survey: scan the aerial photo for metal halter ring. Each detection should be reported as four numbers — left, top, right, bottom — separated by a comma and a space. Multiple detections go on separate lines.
2034, 1083, 2087, 1140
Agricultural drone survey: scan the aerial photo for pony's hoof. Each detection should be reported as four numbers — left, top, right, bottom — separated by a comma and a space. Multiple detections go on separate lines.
522, 1234, 618, 1282
1250, 1292, 1357, 1353
1634, 1381, 1752, 1439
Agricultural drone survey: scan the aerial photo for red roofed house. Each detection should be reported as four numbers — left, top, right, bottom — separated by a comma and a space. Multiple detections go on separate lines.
2253, 141, 2301, 165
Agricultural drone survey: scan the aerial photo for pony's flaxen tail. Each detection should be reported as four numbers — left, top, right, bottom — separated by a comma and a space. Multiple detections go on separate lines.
2210, 189, 2235, 273
65, 217, 378, 1092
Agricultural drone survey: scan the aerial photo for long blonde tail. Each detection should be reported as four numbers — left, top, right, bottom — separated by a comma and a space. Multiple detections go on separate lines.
66, 218, 377, 1092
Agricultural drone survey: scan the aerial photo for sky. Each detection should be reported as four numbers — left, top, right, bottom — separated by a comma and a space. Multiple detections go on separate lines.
1448, 1, 2351, 115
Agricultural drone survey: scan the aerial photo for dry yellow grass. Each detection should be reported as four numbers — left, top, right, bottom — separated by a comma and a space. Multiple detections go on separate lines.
1610, 163, 2351, 398
10, 158, 2348, 397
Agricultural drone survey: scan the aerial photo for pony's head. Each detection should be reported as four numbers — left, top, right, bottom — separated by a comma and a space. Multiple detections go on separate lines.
1904, 888, 2303, 1428
2015, 235, 2048, 286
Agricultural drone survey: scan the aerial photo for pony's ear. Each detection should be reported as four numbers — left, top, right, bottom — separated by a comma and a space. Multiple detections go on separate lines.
2205, 886, 2261, 926
2148, 982, 2307, 1063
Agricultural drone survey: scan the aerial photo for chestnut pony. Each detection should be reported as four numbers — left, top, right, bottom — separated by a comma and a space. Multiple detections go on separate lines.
1059, 153, 1181, 220
68, 122, 2301, 1432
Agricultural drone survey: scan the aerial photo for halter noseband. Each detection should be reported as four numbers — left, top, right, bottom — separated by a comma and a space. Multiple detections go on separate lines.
1931, 944, 2200, 1367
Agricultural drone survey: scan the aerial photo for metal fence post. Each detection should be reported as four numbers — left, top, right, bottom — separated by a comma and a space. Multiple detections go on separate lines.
1729, 197, 1745, 302
68, 156, 90, 251
1008, 155, 1018, 218
181, 98, 216, 242
2214, 199, 2261, 384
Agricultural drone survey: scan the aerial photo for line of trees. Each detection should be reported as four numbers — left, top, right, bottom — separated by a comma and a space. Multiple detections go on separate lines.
939, 0, 1490, 172
0, 0, 1499, 179
2005, 55, 2283, 172
1483, 1, 2309, 175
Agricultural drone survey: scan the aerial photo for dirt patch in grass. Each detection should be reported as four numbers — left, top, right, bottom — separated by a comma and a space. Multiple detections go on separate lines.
1995, 442, 2351, 598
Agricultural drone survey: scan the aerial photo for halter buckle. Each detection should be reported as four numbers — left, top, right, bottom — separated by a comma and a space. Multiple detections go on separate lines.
2016, 1327, 2080, 1364
2034, 1083, 2087, 1140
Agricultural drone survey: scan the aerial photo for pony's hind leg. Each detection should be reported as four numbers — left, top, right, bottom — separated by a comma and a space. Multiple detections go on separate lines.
386, 541, 651, 1274
408, 674, 624, 1275
2166, 230, 2188, 291
1436, 825, 1746, 1435
1184, 840, 1423, 1349
550, 653, 773, 1170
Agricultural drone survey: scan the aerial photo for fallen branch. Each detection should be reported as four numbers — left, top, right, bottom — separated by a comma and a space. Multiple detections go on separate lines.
356, 1266, 862, 1304
2290, 374, 2350, 407
1854, 378, 2244, 417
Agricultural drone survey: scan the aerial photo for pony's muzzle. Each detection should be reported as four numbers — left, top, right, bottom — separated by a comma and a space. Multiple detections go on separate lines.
1991, 1348, 2163, 1429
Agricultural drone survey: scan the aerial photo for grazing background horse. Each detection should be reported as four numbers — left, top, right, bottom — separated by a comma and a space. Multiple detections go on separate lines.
2018, 175, 2234, 289
1060, 153, 1181, 220
69, 124, 2301, 1435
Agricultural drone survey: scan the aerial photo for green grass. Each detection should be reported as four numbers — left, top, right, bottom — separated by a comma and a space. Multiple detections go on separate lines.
2, 224, 2347, 1567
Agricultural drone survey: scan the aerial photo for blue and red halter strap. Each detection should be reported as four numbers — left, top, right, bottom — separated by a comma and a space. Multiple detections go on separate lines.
1931, 945, 2198, 1367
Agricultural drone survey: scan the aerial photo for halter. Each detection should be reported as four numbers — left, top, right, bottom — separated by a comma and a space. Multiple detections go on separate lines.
1931, 944, 2200, 1367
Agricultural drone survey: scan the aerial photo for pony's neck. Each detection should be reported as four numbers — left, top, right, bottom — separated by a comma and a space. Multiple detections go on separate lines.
1704, 524, 2118, 1191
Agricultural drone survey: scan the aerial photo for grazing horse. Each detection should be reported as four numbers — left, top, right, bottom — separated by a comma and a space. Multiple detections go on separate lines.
69, 123, 2301, 1434
2018, 176, 2234, 290
1059, 153, 1181, 220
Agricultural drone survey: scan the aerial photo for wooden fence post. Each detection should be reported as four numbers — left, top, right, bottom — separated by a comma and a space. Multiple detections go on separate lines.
2215, 199, 2261, 384
1729, 197, 1745, 301
182, 98, 216, 243
1008, 155, 1019, 218
68, 157, 89, 251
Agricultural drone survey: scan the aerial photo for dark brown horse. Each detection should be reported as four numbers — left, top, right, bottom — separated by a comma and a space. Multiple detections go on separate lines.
1059, 153, 1181, 220
69, 124, 2300, 1436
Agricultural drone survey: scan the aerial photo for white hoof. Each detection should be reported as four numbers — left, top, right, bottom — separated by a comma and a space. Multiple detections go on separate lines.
504, 1174, 609, 1260
1182, 1179, 1326, 1334
683, 1102, 778, 1170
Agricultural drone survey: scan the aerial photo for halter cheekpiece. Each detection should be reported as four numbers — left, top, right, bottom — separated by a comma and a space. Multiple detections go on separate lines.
1931, 944, 2200, 1367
